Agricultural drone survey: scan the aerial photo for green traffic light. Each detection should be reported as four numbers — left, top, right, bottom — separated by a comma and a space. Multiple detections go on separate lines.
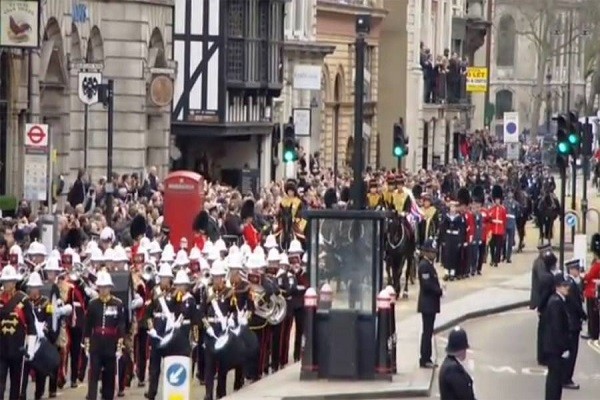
557, 141, 570, 155
284, 150, 295, 162
394, 146, 403, 157
568, 133, 580, 146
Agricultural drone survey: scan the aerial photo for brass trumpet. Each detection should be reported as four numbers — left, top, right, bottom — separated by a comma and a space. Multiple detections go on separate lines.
142, 262, 157, 281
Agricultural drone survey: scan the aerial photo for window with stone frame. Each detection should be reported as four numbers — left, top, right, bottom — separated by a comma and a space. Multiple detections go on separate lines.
496, 14, 516, 67
495, 89, 514, 119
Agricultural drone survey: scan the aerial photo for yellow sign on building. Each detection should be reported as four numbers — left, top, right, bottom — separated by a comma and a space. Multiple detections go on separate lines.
466, 67, 488, 93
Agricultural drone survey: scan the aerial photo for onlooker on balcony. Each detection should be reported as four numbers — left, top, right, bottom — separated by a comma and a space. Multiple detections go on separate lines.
435, 55, 448, 103
421, 46, 435, 103
447, 53, 462, 103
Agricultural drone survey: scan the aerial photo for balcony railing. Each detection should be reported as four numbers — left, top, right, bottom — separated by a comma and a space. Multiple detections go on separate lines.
422, 68, 468, 105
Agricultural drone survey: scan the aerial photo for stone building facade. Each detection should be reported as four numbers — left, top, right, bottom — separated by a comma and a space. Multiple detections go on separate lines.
0, 0, 174, 197
316, 0, 386, 174
488, 0, 586, 135
379, 0, 487, 171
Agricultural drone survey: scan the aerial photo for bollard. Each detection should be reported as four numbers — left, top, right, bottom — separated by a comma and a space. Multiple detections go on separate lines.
375, 289, 392, 380
300, 287, 319, 380
318, 283, 333, 310
385, 285, 397, 374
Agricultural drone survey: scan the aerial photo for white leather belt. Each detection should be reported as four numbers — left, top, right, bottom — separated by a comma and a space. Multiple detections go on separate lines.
73, 302, 82, 307
507, 214, 515, 218
492, 219, 503, 223
447, 230, 459, 235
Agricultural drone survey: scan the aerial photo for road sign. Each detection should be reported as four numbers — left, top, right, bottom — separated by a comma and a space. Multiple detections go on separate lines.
162, 356, 191, 400
503, 112, 519, 143
25, 124, 48, 147
565, 214, 578, 228
78, 71, 102, 105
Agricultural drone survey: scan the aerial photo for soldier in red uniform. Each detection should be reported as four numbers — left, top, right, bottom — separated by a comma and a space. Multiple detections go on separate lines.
457, 188, 473, 279
129, 215, 147, 262
488, 185, 507, 267
242, 199, 261, 250
192, 210, 210, 251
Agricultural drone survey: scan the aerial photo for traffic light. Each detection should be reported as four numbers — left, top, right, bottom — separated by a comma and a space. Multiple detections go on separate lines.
282, 122, 297, 163
567, 111, 581, 154
582, 122, 594, 156
393, 123, 408, 158
556, 114, 570, 170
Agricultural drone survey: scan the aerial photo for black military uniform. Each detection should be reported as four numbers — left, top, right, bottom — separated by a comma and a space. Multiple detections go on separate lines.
20, 291, 57, 400
0, 284, 36, 400
542, 274, 571, 400
417, 239, 443, 368
563, 260, 586, 389
202, 284, 234, 400
192, 280, 209, 384
144, 284, 175, 400
84, 294, 126, 400
230, 277, 252, 390
439, 203, 467, 280
438, 327, 476, 400
292, 266, 308, 362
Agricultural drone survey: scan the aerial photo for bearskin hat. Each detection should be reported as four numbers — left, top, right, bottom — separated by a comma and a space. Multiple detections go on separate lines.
240, 199, 255, 220
284, 179, 297, 194
472, 185, 485, 204
412, 184, 423, 199
130, 214, 147, 239
492, 185, 503, 200
324, 188, 337, 209
65, 228, 83, 250
457, 187, 471, 206
29, 226, 40, 243
193, 210, 209, 232
340, 186, 350, 203
591, 233, 600, 256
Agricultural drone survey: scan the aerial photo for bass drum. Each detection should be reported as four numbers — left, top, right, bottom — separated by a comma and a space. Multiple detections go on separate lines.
210, 333, 246, 372
238, 325, 259, 357
30, 338, 60, 376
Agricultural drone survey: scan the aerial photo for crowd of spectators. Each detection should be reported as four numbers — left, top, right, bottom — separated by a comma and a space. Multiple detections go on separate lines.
420, 43, 469, 104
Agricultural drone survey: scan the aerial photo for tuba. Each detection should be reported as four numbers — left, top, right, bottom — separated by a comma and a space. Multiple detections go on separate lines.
142, 262, 157, 281
249, 281, 287, 325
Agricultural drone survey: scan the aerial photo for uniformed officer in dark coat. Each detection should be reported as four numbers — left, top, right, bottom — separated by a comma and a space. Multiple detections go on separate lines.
530, 243, 555, 365
562, 259, 587, 390
438, 326, 476, 400
84, 271, 126, 400
417, 239, 443, 368
439, 200, 466, 280
542, 273, 571, 400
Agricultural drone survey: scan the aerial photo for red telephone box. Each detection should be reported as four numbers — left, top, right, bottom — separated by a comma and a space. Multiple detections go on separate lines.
163, 171, 204, 251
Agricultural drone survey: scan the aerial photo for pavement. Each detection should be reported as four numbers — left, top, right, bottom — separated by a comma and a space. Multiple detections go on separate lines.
430, 309, 600, 400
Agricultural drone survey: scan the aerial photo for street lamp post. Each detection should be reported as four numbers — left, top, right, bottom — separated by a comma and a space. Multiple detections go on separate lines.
545, 72, 552, 134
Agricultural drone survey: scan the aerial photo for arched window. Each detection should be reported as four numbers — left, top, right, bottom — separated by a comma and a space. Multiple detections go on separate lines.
495, 90, 514, 119
496, 15, 516, 67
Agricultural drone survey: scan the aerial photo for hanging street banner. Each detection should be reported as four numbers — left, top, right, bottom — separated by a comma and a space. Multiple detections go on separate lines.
466, 67, 488, 93
0, 0, 41, 48
503, 112, 519, 143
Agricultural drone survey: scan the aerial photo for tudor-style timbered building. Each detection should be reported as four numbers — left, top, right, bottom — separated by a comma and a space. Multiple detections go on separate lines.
172, 0, 285, 185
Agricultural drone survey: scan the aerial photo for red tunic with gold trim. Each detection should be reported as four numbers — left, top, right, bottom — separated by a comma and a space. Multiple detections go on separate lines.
243, 223, 261, 250
194, 233, 206, 252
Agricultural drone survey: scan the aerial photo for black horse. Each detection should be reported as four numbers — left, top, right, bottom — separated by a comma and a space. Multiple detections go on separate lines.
385, 213, 416, 299
536, 191, 560, 244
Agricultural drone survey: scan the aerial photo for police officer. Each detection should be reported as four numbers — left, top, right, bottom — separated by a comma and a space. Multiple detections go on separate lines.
417, 239, 443, 368
84, 270, 126, 400
542, 273, 571, 400
438, 326, 476, 400
0, 265, 36, 400
563, 259, 586, 390
532, 245, 556, 366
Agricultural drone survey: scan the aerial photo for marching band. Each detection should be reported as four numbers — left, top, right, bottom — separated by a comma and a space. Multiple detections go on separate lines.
0, 204, 307, 400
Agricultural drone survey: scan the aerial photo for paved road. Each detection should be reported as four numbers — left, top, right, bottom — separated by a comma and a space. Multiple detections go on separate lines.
430, 309, 600, 400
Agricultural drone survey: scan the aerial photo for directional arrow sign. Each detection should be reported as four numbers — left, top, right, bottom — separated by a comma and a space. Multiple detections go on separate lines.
162, 356, 191, 399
